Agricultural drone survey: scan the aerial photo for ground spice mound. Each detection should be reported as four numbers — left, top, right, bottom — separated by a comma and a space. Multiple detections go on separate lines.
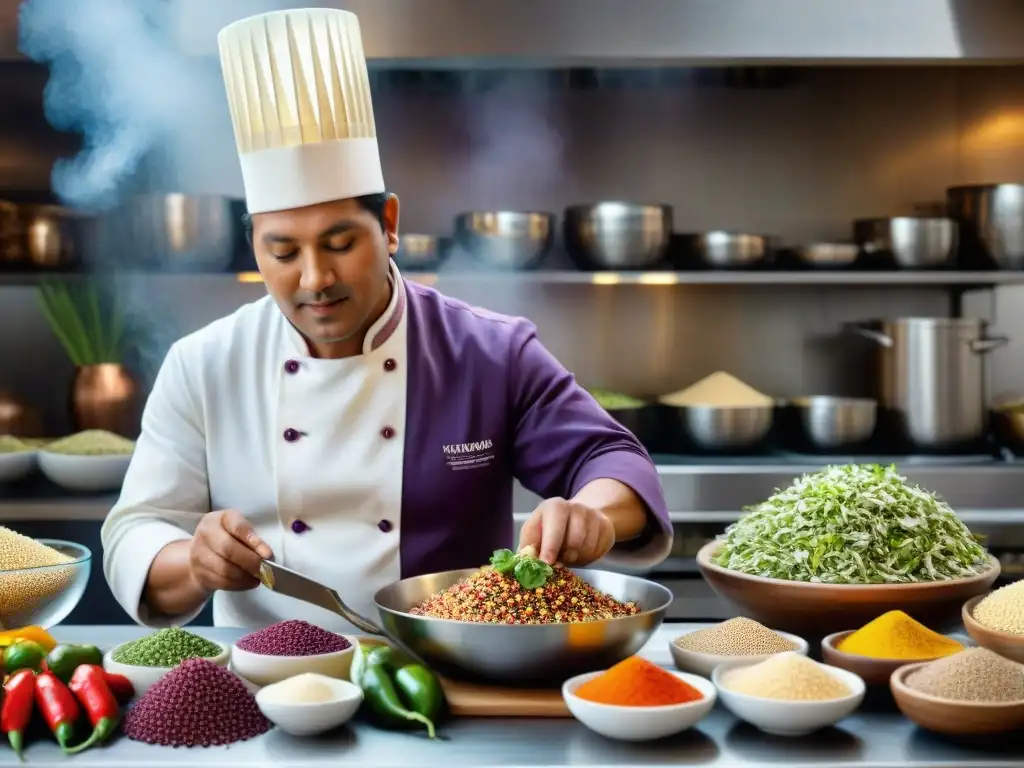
722, 652, 851, 701
0, 527, 76, 622
236, 619, 352, 656
673, 617, 798, 656
123, 658, 271, 747
838, 610, 963, 660
576, 656, 703, 706
973, 580, 1024, 637
905, 648, 1024, 703
409, 564, 641, 624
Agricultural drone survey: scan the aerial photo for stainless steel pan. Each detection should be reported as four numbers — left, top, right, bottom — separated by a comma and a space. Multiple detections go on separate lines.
260, 559, 672, 686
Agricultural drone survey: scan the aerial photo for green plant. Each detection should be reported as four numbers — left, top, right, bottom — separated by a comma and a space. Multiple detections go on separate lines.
37, 280, 126, 366
490, 548, 554, 589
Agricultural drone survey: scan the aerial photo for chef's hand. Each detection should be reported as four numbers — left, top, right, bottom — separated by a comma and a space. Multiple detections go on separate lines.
517, 498, 616, 567
188, 509, 274, 593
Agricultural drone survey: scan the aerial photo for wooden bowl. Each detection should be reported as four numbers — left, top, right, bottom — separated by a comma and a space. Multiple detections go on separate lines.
821, 630, 960, 687
697, 541, 1000, 637
962, 595, 1024, 663
890, 661, 1024, 735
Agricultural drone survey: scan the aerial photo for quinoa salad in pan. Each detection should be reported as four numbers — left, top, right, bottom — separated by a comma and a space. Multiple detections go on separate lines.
409, 548, 642, 625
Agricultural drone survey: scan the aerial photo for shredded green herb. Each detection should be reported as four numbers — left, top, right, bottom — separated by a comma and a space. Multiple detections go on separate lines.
490, 548, 553, 589
713, 464, 990, 584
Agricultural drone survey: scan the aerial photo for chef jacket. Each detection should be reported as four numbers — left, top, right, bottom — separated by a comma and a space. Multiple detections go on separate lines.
101, 261, 672, 632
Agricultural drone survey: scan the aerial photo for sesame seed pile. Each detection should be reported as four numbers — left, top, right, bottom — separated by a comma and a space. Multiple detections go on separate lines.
722, 652, 851, 701
123, 658, 271, 747
973, 580, 1024, 637
905, 648, 1024, 703
113, 628, 223, 667
0, 526, 76, 623
236, 619, 352, 656
408, 564, 641, 624
673, 617, 798, 656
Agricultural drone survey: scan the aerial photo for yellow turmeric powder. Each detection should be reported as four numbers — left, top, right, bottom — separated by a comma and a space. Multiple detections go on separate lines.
837, 610, 963, 660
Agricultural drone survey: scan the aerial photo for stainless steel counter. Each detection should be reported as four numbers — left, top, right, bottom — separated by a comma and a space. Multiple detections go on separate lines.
12, 624, 1018, 767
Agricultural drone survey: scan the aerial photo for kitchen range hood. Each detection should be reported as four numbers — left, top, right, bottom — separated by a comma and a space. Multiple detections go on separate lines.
2, 0, 1023, 65
171, 0, 1024, 66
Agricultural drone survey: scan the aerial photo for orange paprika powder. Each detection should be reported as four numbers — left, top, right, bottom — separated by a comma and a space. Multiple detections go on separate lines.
575, 656, 703, 707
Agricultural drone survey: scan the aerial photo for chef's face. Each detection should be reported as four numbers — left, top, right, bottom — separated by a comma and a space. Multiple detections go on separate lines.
251, 195, 400, 358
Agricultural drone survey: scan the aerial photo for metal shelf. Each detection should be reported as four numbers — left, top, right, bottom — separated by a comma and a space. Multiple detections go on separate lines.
5, 271, 1023, 288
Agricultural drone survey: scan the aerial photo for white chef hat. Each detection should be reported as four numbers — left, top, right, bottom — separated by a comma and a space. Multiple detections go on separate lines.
217, 8, 385, 215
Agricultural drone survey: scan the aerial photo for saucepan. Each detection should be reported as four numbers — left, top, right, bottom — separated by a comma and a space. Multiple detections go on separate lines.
258, 559, 672, 687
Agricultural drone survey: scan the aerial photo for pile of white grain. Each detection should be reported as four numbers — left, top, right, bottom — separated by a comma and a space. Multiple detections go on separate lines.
0, 526, 76, 622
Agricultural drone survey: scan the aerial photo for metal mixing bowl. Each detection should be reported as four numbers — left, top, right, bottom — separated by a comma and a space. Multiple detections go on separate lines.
794, 242, 859, 268
372, 568, 672, 686
394, 234, 450, 272
661, 404, 774, 451
674, 232, 770, 269
854, 217, 957, 269
453, 211, 554, 270
787, 396, 877, 450
563, 202, 672, 270
948, 184, 1024, 269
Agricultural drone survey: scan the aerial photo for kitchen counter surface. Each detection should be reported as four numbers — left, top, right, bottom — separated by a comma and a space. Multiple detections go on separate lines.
11, 624, 1018, 767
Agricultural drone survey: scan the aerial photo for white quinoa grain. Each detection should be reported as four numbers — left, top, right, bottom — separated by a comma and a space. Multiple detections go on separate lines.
0, 527, 76, 621
673, 617, 798, 656
974, 580, 1024, 637
722, 652, 851, 701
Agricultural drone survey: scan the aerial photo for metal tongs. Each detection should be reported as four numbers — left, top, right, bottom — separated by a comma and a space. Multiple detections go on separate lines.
257, 559, 383, 635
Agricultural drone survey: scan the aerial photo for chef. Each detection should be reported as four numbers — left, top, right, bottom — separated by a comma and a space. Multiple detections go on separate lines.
101, 8, 672, 632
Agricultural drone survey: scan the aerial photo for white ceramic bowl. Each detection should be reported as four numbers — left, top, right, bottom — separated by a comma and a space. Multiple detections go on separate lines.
712, 657, 865, 737
231, 639, 357, 687
256, 675, 364, 736
38, 451, 131, 492
0, 450, 37, 484
562, 669, 717, 741
102, 640, 231, 698
669, 631, 809, 677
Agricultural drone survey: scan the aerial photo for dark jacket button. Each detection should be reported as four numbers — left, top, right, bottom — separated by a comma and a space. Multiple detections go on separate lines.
284, 360, 300, 374
284, 428, 301, 442
381, 426, 395, 439
383, 358, 397, 372
291, 519, 309, 533
378, 519, 393, 533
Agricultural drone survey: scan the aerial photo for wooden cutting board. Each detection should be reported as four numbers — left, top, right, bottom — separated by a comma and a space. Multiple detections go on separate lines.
352, 635, 570, 717
439, 677, 570, 718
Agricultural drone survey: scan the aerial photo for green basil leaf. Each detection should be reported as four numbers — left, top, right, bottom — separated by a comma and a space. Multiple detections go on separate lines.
514, 558, 553, 589
490, 548, 517, 573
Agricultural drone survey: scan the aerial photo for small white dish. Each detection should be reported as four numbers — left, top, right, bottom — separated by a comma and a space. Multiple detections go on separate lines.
669, 631, 809, 677
712, 657, 865, 737
103, 640, 231, 698
38, 451, 131, 492
0, 450, 37, 484
562, 669, 717, 741
256, 674, 364, 736
231, 639, 357, 687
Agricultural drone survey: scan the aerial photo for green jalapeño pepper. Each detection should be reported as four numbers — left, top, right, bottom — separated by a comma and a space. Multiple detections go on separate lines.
45, 645, 104, 684
366, 645, 445, 722
354, 645, 438, 739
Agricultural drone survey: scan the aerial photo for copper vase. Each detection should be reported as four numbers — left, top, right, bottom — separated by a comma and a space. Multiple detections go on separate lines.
70, 365, 140, 438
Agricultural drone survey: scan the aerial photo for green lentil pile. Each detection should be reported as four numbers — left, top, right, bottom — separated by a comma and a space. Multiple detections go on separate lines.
113, 628, 222, 668
44, 430, 135, 456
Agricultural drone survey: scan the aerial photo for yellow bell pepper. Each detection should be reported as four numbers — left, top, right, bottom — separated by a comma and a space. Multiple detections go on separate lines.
0, 626, 57, 652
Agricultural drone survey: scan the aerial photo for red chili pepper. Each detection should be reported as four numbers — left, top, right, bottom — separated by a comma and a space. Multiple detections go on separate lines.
64, 665, 120, 755
34, 671, 79, 753
1, 669, 35, 762
101, 671, 134, 704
